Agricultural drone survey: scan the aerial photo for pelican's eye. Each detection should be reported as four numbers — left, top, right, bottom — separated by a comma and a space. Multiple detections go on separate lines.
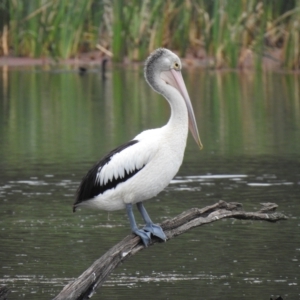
174, 62, 180, 70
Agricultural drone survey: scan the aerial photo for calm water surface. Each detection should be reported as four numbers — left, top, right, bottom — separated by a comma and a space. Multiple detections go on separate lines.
0, 65, 299, 299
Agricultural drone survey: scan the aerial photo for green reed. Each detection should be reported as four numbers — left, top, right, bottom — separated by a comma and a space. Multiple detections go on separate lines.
6, 0, 99, 59
1, 0, 299, 69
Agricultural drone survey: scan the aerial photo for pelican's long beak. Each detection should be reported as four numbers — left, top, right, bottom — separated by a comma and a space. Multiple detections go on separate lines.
160, 69, 203, 149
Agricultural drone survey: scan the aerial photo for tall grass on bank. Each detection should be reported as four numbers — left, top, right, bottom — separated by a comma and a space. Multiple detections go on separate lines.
3, 0, 102, 59
0, 0, 300, 69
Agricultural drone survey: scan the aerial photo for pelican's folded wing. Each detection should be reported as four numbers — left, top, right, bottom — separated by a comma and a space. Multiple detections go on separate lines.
73, 139, 154, 211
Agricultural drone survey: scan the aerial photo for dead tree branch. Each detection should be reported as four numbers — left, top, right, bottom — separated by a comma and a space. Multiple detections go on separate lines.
0, 286, 9, 300
53, 201, 287, 300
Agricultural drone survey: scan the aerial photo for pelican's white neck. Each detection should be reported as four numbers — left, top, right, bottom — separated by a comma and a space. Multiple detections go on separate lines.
161, 85, 189, 146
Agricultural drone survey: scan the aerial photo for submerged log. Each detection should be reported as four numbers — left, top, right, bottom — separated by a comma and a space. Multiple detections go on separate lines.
53, 201, 287, 300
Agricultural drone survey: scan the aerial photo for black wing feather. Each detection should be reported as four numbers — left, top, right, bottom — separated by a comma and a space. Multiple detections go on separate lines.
73, 140, 143, 212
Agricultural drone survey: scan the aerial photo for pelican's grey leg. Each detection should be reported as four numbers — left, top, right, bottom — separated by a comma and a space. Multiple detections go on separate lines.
126, 203, 151, 247
137, 202, 166, 241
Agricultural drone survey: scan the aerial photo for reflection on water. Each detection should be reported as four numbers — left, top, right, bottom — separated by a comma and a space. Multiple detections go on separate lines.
0, 65, 299, 299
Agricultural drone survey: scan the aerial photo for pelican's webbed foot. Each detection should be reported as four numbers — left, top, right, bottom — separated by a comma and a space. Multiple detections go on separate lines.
137, 202, 166, 242
132, 228, 151, 247
144, 223, 166, 241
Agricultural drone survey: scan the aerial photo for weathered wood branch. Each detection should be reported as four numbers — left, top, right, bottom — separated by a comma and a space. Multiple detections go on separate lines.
53, 201, 287, 300
0, 286, 9, 300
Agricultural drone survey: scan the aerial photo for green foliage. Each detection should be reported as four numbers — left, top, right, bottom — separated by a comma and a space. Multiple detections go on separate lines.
1, 0, 300, 69
6, 0, 100, 59
281, 0, 300, 69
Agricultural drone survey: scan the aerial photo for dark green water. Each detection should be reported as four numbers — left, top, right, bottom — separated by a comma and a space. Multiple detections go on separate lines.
0, 65, 299, 299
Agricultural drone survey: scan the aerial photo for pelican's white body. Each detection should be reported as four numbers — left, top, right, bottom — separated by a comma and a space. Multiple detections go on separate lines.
79, 85, 189, 211
75, 48, 202, 217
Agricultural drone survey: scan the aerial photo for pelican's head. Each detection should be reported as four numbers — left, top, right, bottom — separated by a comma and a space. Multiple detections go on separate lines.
144, 48, 203, 149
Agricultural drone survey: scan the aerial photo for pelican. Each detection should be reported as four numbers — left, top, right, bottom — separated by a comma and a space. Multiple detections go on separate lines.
73, 48, 202, 246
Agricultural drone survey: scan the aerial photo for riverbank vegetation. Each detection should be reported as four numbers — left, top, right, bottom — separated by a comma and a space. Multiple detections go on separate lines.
0, 0, 300, 69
